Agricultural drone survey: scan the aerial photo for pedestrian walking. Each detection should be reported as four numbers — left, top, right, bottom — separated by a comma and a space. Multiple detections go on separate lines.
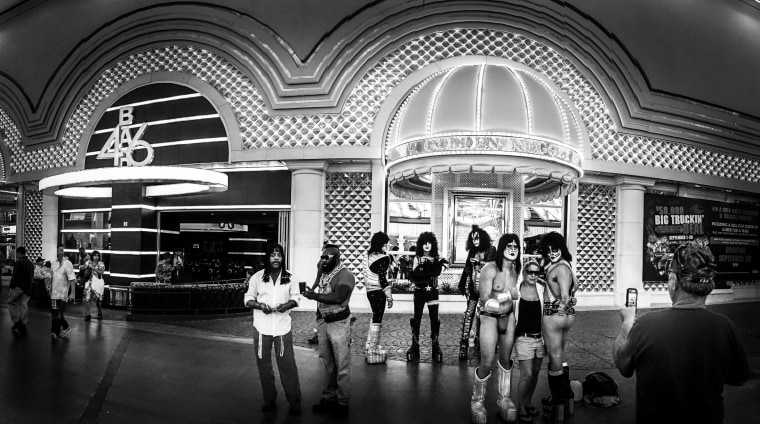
50, 245, 76, 342
8, 246, 34, 337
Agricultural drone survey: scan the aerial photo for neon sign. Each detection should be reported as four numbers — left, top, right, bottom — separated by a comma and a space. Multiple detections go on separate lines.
96, 107, 154, 167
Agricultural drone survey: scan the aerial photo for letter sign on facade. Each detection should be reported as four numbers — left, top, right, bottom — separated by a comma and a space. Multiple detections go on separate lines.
96, 106, 155, 167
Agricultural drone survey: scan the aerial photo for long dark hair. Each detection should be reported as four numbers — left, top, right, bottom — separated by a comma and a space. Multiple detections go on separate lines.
91, 250, 101, 261
368, 231, 390, 255
466, 225, 492, 257
495, 233, 522, 274
415, 232, 439, 257
264, 242, 289, 283
539, 231, 572, 263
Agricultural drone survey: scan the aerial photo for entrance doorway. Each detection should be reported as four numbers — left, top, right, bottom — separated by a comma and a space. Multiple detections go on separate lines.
159, 210, 282, 283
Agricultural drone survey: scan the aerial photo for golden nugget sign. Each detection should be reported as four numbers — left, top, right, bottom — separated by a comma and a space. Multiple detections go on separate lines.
97, 107, 154, 167
386, 135, 582, 167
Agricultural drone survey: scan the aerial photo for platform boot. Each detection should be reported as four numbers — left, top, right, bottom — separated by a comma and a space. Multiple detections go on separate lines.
365, 323, 387, 364
542, 370, 565, 422
497, 361, 517, 422
470, 368, 491, 424
459, 300, 476, 360
431, 319, 443, 362
563, 363, 574, 415
406, 318, 420, 361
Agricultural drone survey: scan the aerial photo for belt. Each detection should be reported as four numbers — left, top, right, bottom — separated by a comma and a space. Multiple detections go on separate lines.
517, 332, 542, 339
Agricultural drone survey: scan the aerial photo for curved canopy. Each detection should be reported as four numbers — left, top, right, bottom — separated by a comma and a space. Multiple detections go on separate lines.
385, 63, 587, 202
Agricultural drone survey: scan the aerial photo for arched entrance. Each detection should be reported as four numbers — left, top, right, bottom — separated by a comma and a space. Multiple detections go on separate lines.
378, 57, 587, 278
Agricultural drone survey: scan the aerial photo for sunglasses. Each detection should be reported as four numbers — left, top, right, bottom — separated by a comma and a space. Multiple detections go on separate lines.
526, 270, 541, 276
320, 255, 334, 260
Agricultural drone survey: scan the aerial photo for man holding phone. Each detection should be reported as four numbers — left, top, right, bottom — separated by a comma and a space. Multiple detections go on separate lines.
302, 244, 356, 420
243, 242, 302, 415
613, 242, 750, 424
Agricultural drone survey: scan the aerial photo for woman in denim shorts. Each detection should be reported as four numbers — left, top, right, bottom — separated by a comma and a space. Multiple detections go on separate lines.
513, 260, 545, 423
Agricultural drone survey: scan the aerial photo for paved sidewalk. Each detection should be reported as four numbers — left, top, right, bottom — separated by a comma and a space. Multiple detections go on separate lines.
2, 282, 759, 423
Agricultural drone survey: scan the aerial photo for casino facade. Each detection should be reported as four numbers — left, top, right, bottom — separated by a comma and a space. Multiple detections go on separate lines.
0, 0, 758, 309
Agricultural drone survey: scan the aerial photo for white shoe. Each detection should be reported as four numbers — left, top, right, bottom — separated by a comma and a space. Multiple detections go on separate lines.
60, 327, 72, 338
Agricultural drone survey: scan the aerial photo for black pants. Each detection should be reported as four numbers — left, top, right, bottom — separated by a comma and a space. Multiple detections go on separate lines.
412, 288, 439, 324
367, 290, 387, 324
51, 300, 70, 335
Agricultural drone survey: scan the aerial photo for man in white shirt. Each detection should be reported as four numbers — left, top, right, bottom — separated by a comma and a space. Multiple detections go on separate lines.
50, 245, 76, 342
243, 242, 302, 415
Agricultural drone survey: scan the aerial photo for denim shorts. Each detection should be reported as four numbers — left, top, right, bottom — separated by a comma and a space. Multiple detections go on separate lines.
515, 336, 545, 361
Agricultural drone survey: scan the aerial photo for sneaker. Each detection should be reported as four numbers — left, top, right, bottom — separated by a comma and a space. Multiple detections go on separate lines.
60, 327, 72, 338
50, 333, 58, 343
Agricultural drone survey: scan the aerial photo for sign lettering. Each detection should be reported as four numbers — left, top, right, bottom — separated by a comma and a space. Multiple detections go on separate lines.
96, 106, 154, 167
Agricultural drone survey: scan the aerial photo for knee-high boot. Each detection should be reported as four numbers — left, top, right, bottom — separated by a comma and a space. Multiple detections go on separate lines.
431, 319, 443, 362
497, 361, 517, 422
563, 363, 574, 415
459, 300, 477, 360
406, 318, 420, 361
543, 370, 565, 422
470, 368, 491, 424
366, 323, 387, 364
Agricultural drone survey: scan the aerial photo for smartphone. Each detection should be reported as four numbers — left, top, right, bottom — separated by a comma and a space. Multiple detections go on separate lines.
626, 288, 638, 309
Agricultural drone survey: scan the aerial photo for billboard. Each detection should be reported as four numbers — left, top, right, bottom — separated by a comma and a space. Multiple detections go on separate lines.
643, 194, 759, 286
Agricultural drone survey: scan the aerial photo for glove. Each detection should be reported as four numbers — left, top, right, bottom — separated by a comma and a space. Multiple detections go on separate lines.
496, 292, 512, 303
483, 299, 501, 314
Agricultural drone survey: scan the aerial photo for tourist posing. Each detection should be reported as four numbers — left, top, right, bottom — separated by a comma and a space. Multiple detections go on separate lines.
515, 259, 545, 423
243, 242, 302, 415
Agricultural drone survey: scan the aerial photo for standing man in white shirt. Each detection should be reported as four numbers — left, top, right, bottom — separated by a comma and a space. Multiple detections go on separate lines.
50, 245, 76, 342
243, 242, 302, 415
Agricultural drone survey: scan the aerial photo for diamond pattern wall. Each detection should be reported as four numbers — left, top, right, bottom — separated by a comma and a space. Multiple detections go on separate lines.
576, 183, 616, 292
22, 189, 43, 261
324, 172, 373, 281
4, 28, 756, 185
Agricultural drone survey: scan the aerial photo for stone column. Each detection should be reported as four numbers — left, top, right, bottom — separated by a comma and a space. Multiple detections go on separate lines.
614, 176, 654, 306
566, 188, 579, 261
369, 159, 385, 234
287, 161, 326, 286
41, 194, 59, 261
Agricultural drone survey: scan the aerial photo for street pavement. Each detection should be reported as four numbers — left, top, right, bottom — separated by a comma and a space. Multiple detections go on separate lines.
2, 281, 759, 423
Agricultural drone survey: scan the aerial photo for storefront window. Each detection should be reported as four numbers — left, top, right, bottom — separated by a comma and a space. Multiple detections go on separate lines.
60, 211, 111, 269
523, 198, 564, 256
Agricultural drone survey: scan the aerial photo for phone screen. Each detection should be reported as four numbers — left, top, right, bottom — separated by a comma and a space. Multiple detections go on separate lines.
626, 289, 638, 308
